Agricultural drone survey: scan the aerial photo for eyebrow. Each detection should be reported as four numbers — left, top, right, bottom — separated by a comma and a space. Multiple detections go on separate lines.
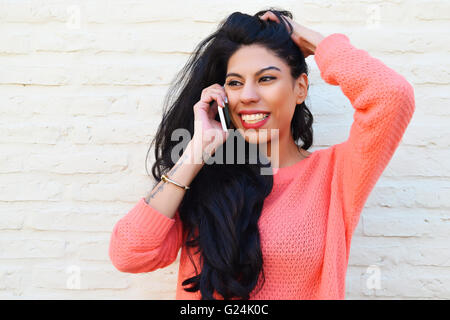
225, 66, 281, 79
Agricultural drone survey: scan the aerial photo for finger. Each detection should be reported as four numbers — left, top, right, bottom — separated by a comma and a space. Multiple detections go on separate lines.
259, 11, 279, 23
260, 15, 278, 23
267, 11, 280, 23
210, 85, 228, 104
210, 89, 226, 108
202, 90, 222, 107
208, 102, 218, 119
280, 15, 292, 30
221, 85, 229, 105
209, 92, 225, 109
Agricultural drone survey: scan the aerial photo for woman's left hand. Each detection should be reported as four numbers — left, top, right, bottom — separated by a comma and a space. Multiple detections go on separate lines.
259, 11, 325, 58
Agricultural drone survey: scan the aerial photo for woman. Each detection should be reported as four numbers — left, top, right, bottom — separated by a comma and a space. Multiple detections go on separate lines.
109, 9, 415, 300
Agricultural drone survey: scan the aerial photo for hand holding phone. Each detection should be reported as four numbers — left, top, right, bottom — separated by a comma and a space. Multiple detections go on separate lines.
192, 84, 231, 154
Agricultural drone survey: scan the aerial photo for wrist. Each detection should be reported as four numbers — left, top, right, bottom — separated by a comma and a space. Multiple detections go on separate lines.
311, 32, 326, 53
312, 32, 325, 51
186, 138, 208, 166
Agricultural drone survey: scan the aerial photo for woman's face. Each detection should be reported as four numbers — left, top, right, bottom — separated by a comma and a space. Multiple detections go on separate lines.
225, 44, 308, 145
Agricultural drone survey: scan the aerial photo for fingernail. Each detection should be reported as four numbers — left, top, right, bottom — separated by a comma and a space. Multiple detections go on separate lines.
224, 96, 228, 104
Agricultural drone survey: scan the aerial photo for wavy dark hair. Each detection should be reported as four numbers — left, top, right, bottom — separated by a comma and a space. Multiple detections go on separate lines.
145, 7, 313, 300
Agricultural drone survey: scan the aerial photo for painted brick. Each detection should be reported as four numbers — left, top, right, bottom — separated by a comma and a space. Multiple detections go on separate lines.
0, 0, 447, 300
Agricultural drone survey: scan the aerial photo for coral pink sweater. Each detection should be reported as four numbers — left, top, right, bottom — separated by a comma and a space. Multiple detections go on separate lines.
109, 33, 415, 299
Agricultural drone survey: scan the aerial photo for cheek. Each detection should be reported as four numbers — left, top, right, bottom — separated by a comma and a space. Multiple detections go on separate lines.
272, 107, 292, 124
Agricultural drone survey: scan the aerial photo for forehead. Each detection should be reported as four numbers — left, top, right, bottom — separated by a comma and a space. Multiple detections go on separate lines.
226, 44, 286, 73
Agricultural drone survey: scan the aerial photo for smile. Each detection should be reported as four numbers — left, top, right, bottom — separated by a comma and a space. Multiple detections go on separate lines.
239, 113, 270, 129
241, 113, 270, 123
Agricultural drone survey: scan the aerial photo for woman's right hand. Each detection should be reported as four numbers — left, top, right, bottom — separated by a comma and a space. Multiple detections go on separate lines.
192, 83, 230, 156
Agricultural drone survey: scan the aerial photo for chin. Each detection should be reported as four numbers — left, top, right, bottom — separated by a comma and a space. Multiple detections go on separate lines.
236, 127, 277, 146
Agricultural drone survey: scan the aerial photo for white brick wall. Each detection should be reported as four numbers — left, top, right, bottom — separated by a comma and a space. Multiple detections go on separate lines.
0, 0, 448, 300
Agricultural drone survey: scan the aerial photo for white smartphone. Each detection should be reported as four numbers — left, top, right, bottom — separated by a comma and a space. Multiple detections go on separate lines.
218, 85, 231, 132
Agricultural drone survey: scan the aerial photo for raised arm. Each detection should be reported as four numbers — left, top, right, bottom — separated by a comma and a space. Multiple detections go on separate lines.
314, 33, 415, 241
109, 139, 204, 273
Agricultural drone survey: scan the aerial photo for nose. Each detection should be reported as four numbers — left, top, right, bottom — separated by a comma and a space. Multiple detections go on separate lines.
238, 82, 260, 105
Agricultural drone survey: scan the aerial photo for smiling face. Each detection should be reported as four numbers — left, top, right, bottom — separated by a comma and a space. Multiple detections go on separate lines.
224, 44, 308, 146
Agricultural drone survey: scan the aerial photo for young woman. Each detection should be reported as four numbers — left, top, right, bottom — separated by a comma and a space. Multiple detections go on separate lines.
109, 9, 415, 300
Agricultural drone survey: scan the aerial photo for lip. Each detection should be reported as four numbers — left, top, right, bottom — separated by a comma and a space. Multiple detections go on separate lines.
239, 113, 270, 129
238, 110, 271, 115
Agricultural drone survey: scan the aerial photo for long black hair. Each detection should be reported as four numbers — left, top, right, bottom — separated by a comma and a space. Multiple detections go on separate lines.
145, 7, 313, 300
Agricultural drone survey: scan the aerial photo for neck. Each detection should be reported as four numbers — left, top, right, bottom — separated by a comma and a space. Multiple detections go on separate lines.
259, 130, 303, 169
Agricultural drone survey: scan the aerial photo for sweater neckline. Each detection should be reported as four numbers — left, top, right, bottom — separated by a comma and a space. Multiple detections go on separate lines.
272, 150, 316, 184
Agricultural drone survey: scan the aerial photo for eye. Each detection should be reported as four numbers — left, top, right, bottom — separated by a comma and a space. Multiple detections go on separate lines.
260, 76, 275, 82
227, 76, 276, 87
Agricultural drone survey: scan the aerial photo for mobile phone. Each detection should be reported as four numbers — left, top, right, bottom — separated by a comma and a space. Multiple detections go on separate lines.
218, 89, 232, 132
223, 99, 231, 128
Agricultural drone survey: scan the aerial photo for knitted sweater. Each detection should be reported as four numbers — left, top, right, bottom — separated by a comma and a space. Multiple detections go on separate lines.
109, 33, 415, 299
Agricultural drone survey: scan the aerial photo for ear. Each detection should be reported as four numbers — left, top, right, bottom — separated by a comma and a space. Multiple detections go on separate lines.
295, 73, 308, 105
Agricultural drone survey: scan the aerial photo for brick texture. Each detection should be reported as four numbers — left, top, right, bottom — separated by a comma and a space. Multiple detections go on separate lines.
0, 0, 448, 299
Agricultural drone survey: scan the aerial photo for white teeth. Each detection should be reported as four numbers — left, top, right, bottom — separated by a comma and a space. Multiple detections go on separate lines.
241, 113, 269, 122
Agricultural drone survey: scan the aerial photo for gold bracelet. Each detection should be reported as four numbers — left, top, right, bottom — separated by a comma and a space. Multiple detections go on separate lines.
161, 174, 190, 190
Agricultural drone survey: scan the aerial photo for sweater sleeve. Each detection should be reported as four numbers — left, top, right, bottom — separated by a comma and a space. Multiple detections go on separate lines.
109, 197, 184, 273
314, 33, 415, 239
